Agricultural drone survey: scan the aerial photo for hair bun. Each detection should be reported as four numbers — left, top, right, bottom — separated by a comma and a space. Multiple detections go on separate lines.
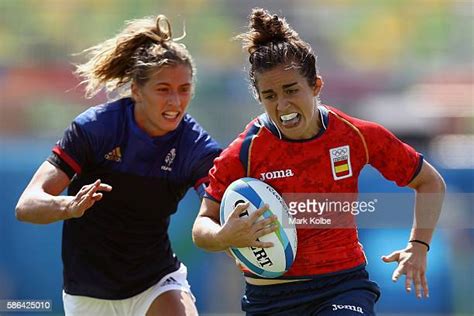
236, 7, 318, 99
239, 7, 300, 54
155, 15, 172, 41
270, 14, 283, 34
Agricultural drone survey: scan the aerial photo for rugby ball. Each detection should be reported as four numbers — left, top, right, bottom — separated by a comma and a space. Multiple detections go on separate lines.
220, 177, 297, 278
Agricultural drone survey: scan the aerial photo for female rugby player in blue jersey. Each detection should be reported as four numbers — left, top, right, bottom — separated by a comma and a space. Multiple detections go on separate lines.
192, 8, 446, 315
16, 15, 221, 316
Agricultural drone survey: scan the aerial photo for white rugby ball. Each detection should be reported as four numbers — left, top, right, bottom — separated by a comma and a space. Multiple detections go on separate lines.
220, 177, 297, 278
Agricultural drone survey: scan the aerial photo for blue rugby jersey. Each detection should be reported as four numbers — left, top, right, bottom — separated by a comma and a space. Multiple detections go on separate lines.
47, 97, 221, 299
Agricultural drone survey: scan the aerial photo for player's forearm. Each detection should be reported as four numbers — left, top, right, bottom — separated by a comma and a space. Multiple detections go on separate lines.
15, 191, 72, 224
409, 174, 446, 245
192, 216, 229, 252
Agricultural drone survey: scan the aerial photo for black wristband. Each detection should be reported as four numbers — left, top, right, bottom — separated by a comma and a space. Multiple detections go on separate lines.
409, 239, 430, 252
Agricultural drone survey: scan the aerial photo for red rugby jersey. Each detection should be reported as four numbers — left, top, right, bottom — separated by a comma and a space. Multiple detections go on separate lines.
205, 105, 422, 277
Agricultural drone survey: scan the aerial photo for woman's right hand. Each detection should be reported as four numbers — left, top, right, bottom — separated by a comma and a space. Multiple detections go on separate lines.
17, 162, 114, 224
66, 179, 112, 218
217, 202, 279, 249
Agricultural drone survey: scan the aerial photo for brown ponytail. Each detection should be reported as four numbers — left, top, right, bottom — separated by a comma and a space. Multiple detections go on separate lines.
75, 15, 195, 98
237, 8, 318, 97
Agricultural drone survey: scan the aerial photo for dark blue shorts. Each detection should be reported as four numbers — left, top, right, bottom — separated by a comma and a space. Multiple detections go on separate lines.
242, 267, 380, 315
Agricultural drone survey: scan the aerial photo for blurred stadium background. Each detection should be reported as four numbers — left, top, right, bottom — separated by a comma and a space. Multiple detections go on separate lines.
0, 0, 472, 315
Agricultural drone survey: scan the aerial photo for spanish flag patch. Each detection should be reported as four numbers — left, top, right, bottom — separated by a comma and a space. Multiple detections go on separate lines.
330, 145, 352, 180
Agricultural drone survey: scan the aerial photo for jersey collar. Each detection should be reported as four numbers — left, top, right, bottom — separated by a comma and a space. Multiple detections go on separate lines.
257, 105, 329, 142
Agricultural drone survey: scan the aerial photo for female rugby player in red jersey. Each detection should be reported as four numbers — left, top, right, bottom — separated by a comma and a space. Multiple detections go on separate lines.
192, 8, 445, 315
16, 15, 221, 316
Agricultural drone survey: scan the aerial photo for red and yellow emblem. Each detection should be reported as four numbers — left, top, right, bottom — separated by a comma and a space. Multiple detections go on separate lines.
329, 145, 352, 180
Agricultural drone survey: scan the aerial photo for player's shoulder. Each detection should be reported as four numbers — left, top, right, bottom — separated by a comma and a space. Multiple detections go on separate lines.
180, 114, 220, 145
178, 114, 221, 155
180, 113, 210, 138
215, 116, 262, 161
74, 97, 129, 128
232, 116, 262, 145
325, 105, 384, 134
66, 98, 131, 145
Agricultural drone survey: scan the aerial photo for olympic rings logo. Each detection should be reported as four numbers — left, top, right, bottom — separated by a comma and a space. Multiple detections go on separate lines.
331, 147, 348, 157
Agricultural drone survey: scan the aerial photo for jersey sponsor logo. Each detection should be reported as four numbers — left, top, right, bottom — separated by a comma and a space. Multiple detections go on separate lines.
161, 276, 182, 287
332, 304, 364, 314
104, 147, 122, 162
330, 145, 352, 180
259, 169, 294, 181
161, 148, 176, 171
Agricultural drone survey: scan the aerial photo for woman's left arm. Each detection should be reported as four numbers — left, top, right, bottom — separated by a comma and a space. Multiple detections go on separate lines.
382, 160, 446, 299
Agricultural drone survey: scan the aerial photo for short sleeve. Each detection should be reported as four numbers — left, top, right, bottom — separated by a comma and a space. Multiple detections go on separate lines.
47, 120, 93, 179
204, 135, 247, 202
189, 135, 222, 199
363, 122, 423, 187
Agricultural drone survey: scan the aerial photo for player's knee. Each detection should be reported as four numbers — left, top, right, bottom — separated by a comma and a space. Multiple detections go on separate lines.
146, 290, 197, 316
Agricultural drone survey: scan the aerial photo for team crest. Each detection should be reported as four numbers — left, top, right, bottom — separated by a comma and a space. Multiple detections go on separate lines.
329, 145, 352, 180
161, 148, 176, 171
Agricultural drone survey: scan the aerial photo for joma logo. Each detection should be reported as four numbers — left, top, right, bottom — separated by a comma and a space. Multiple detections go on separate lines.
260, 169, 294, 181
332, 304, 363, 314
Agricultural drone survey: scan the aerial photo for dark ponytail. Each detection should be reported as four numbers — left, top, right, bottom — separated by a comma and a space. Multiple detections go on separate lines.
237, 8, 318, 97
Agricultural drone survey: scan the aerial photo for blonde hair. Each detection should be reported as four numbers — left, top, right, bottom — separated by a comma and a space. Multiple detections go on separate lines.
75, 15, 195, 98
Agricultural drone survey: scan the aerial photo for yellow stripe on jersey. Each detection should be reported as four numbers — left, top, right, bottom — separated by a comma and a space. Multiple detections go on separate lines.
329, 110, 369, 165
